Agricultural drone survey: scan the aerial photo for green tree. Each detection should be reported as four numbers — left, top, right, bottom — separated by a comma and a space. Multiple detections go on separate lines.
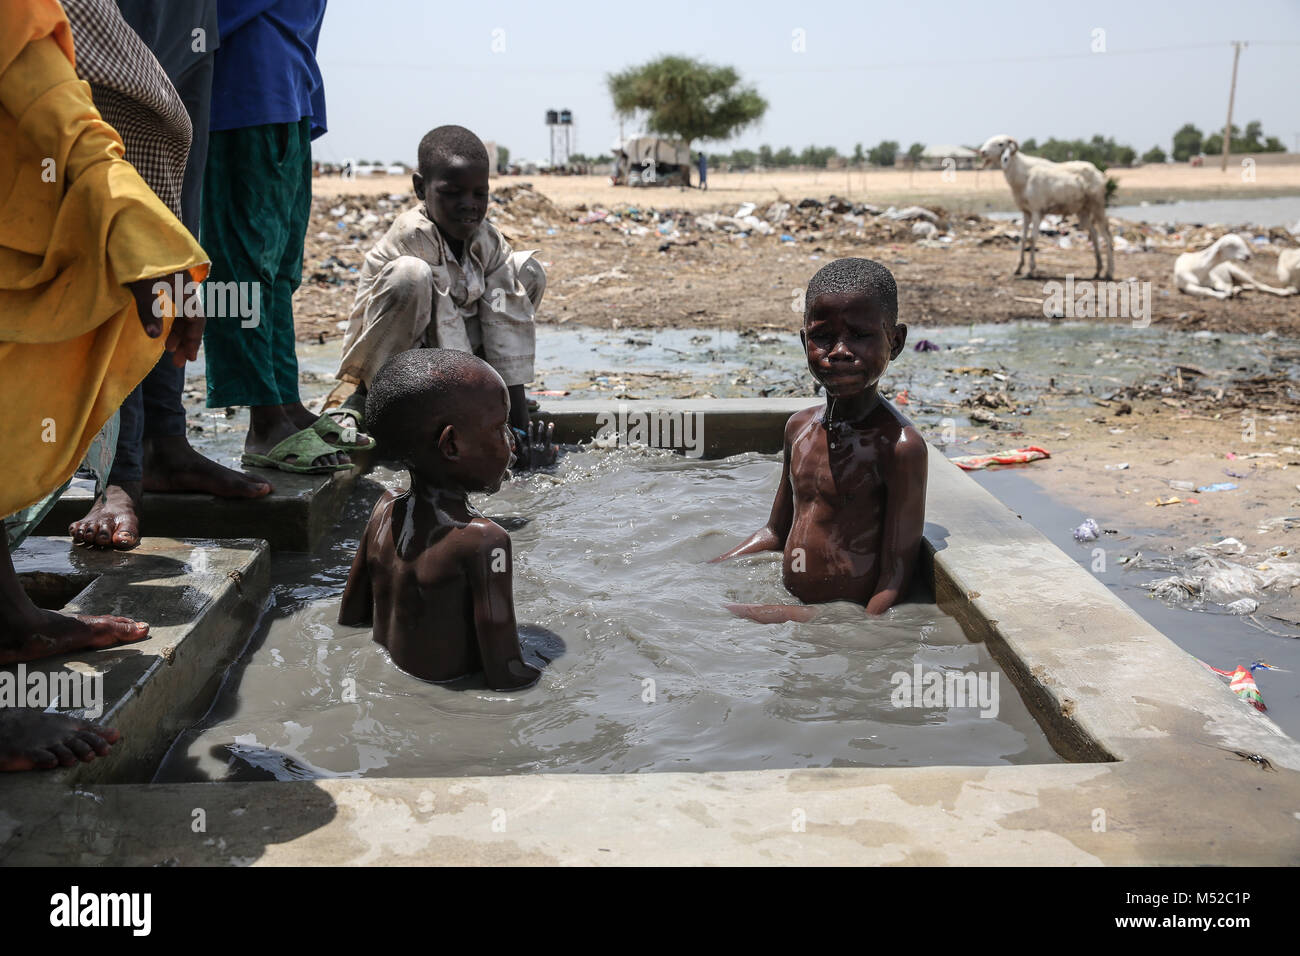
758, 144, 774, 167
1264, 136, 1286, 152
773, 146, 796, 166
728, 148, 757, 168
852, 142, 865, 165
1141, 145, 1166, 164
607, 55, 768, 151
497, 145, 510, 171
1203, 125, 1240, 156
867, 140, 899, 166
907, 142, 925, 165
1171, 123, 1203, 162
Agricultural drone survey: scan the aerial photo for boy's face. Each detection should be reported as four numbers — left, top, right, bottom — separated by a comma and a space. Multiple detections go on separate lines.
413, 155, 490, 243
410, 370, 515, 493
800, 292, 907, 399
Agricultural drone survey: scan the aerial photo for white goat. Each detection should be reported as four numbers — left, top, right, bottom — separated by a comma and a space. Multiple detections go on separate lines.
978, 134, 1113, 280
1175, 234, 1295, 299
1278, 247, 1300, 293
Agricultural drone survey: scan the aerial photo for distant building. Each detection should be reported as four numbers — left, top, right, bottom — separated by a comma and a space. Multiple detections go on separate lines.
919, 144, 978, 170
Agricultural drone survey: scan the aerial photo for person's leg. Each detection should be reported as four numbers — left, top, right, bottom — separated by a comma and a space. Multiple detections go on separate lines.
202, 122, 343, 468
274, 120, 345, 445
330, 256, 435, 428
111, 3, 272, 500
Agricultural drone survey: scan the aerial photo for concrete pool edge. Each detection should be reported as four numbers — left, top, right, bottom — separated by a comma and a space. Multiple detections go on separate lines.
1, 398, 1298, 865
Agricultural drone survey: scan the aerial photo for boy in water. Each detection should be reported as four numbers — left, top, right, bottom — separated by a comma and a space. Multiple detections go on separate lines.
338, 349, 542, 690
713, 258, 927, 620
331, 124, 555, 468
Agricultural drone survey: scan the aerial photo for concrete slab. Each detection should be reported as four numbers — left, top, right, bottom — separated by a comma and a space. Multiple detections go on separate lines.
2, 399, 1297, 865
34, 467, 358, 552
0, 536, 269, 787
542, 398, 813, 458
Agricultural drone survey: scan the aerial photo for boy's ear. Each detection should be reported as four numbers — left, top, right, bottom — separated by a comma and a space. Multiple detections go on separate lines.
799, 327, 807, 349
412, 171, 426, 200
890, 323, 908, 359
437, 423, 458, 459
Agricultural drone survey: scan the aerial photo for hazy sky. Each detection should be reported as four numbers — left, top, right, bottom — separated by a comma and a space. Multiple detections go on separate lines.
311, 0, 1300, 165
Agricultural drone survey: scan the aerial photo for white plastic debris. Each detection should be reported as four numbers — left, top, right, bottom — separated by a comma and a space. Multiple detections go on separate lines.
1225, 598, 1259, 615
1072, 518, 1100, 542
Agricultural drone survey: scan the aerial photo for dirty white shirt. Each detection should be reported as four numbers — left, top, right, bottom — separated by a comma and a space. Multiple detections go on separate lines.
348, 206, 538, 385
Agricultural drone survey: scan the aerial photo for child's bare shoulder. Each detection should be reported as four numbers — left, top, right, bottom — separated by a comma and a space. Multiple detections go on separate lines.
784, 404, 823, 437
880, 405, 927, 473
451, 515, 511, 556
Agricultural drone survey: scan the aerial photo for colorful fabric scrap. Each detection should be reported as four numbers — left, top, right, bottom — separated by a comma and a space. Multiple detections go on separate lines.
949, 446, 1050, 471
1199, 660, 1287, 712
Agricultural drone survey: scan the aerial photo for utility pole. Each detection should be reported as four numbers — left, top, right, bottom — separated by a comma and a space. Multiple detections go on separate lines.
1220, 41, 1246, 171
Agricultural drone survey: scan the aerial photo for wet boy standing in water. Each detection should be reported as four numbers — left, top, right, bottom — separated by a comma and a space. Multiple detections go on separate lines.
338, 349, 543, 690
713, 258, 927, 620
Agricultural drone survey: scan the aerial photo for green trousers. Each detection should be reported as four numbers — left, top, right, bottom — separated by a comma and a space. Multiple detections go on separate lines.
200, 119, 312, 408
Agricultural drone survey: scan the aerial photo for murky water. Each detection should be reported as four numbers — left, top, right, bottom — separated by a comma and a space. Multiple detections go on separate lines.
989, 195, 1300, 228
155, 449, 1059, 781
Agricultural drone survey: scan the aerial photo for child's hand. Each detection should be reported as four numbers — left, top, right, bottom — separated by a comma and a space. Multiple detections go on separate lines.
126, 273, 204, 366
512, 421, 558, 471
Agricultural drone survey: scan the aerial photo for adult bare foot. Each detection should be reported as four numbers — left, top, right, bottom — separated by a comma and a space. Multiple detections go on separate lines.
0, 708, 121, 771
0, 607, 149, 665
143, 434, 273, 498
69, 481, 143, 551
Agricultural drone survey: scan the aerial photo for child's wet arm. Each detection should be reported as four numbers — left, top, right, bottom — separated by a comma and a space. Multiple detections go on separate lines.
338, 525, 374, 626
467, 529, 539, 690
866, 429, 928, 615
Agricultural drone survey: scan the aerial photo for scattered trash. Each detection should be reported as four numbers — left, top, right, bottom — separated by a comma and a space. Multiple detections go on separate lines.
1151, 497, 1185, 507
1073, 518, 1101, 542
950, 446, 1051, 471
1225, 598, 1259, 615
1104, 462, 1130, 471
912, 339, 941, 352
1143, 545, 1300, 609
1196, 482, 1238, 493
894, 390, 910, 405
1168, 480, 1196, 492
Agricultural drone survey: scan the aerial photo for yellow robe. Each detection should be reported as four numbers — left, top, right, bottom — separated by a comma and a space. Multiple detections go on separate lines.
0, 0, 208, 518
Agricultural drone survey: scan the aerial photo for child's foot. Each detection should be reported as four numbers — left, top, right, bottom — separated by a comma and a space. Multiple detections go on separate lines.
328, 389, 367, 432
0, 708, 120, 771
69, 482, 142, 550
0, 606, 149, 665
143, 434, 274, 498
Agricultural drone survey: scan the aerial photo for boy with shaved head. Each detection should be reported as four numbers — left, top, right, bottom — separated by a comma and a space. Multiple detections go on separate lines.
338, 348, 545, 690
332, 124, 554, 468
713, 258, 928, 620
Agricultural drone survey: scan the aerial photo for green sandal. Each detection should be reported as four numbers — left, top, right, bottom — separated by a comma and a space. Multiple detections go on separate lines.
241, 426, 354, 475
313, 412, 375, 451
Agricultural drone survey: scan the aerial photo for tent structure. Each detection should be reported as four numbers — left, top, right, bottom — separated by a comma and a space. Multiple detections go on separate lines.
613, 136, 693, 187
919, 144, 979, 170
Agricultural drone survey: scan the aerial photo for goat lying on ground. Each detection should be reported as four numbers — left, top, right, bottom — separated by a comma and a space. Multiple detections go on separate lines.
978, 134, 1113, 280
1175, 234, 1295, 299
